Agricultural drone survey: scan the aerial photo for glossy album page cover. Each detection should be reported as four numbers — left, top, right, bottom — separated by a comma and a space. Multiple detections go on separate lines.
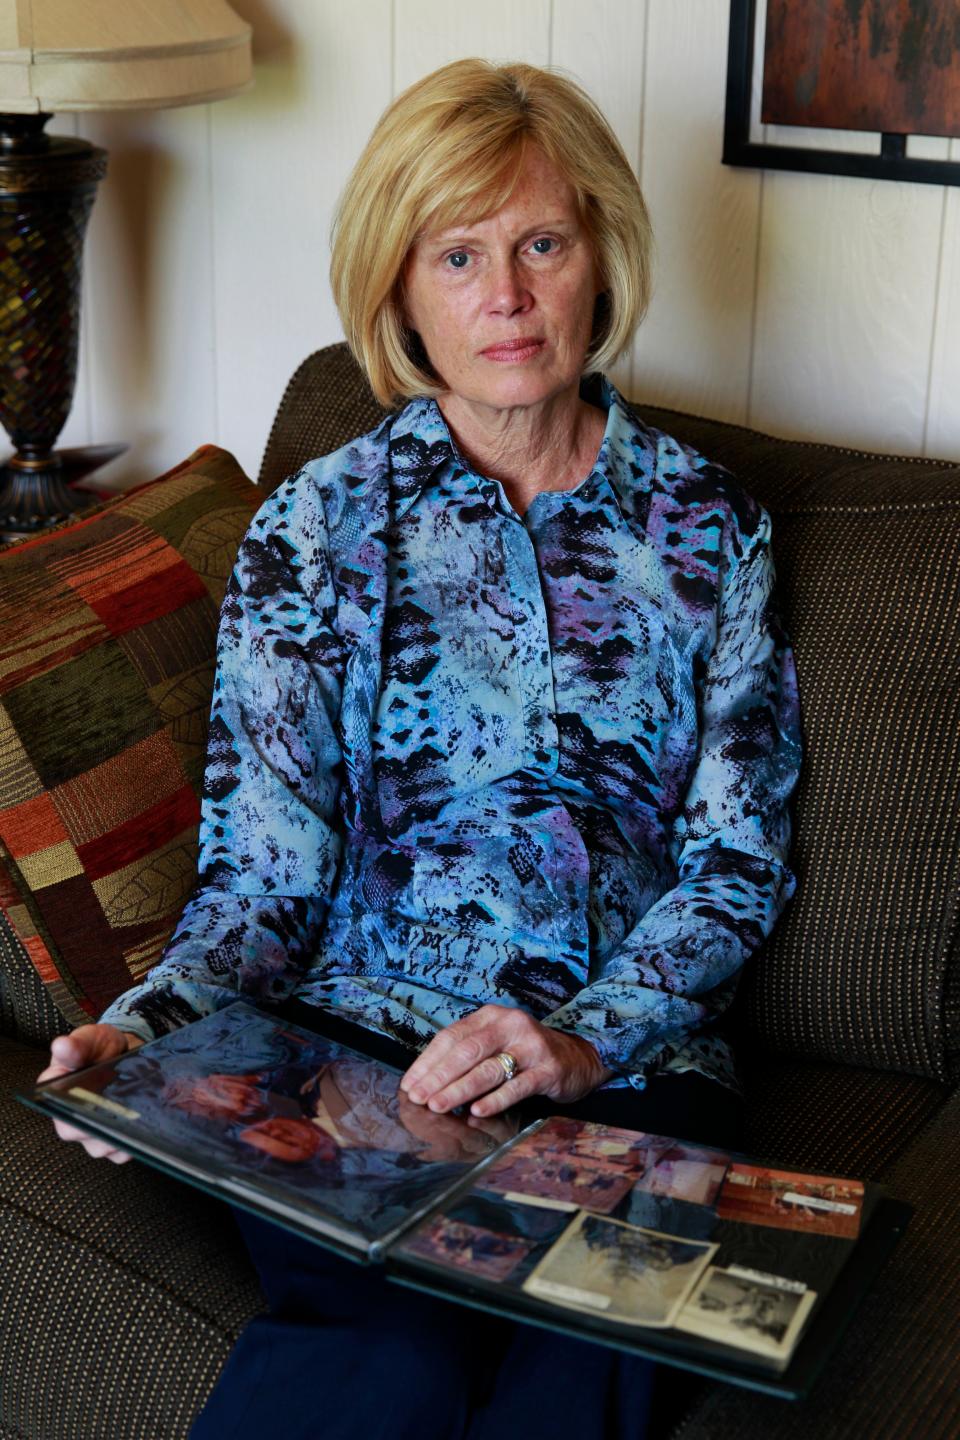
21, 1001, 521, 1260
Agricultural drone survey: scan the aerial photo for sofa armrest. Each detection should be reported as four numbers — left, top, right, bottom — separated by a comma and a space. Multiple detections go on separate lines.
666, 1088, 960, 1440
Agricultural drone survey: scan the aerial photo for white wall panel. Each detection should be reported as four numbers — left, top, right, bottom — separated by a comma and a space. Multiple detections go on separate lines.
551, 0, 648, 396
210, 0, 392, 481
924, 140, 960, 463
749, 121, 944, 454
75, 104, 216, 489
393, 1, 550, 92
631, 0, 761, 425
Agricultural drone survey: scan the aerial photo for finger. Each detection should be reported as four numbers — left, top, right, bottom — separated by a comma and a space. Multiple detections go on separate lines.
423, 1055, 519, 1113
36, 1062, 73, 1084
469, 1068, 542, 1118
402, 1009, 520, 1101
49, 1035, 89, 1070
53, 1117, 97, 1144
399, 1015, 492, 1097
80, 1138, 125, 1160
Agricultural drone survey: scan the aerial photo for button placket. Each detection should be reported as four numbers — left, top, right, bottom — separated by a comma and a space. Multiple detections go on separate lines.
498, 517, 559, 775
483, 485, 592, 977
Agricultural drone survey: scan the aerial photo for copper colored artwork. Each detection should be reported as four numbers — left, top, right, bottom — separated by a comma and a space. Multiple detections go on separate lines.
762, 0, 960, 138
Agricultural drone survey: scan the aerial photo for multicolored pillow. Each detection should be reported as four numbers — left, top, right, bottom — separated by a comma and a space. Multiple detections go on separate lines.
0, 446, 261, 1027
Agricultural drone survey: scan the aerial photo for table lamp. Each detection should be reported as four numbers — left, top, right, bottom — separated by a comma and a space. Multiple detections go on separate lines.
0, 1, 253, 536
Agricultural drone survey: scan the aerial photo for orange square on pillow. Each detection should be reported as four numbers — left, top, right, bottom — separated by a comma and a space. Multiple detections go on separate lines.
90, 560, 209, 637
0, 791, 70, 858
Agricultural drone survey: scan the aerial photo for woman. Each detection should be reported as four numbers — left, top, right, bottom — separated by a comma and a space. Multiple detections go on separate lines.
40, 59, 802, 1439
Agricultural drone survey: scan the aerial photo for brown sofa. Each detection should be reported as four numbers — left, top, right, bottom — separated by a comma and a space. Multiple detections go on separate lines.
3, 343, 957, 1439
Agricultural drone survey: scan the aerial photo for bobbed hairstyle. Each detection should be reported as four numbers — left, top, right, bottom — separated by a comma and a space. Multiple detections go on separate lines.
330, 59, 654, 408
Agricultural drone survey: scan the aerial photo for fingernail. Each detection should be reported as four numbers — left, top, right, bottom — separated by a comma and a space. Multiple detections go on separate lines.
407, 1089, 423, 1104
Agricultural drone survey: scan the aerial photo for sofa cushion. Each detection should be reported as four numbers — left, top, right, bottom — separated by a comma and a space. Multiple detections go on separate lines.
3, 1034, 264, 1439
640, 406, 960, 1088
0, 447, 261, 1030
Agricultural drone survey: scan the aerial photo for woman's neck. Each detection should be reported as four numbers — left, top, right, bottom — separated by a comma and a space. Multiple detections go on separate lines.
437, 385, 606, 517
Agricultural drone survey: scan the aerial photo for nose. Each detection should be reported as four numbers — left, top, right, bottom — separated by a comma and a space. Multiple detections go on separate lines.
487, 254, 532, 316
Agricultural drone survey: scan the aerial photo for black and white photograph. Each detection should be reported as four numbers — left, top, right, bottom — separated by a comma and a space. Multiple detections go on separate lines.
676, 1266, 816, 1362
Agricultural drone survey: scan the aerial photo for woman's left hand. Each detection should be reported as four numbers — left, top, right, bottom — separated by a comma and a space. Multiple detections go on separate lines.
398, 1004, 615, 1118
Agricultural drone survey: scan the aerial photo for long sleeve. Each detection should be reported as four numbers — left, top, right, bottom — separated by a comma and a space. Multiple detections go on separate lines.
541, 502, 802, 1082
98, 478, 348, 1044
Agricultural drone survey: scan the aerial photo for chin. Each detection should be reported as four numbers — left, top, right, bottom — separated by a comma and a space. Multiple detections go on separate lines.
462, 366, 576, 412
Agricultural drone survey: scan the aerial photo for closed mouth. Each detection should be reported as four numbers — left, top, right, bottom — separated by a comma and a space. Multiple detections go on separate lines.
480, 338, 545, 361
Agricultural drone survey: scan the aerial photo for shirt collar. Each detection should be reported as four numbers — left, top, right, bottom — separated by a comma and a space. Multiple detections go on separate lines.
388, 374, 658, 526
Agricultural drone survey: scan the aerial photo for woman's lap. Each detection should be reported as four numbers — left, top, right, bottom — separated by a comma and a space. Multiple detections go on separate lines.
190, 1071, 743, 1440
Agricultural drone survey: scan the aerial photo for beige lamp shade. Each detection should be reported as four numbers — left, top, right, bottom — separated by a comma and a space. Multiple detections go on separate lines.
0, 0, 253, 112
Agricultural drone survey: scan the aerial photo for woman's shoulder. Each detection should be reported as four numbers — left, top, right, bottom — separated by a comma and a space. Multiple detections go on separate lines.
619, 402, 769, 558
275, 413, 395, 515
246, 412, 396, 546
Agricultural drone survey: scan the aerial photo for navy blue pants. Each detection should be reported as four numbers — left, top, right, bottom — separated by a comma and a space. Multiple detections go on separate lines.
190, 1073, 742, 1440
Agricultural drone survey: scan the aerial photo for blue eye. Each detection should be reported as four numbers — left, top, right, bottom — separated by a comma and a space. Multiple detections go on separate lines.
446, 251, 470, 269
531, 237, 555, 254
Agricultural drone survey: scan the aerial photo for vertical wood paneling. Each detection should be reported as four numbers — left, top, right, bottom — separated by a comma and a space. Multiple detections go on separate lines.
925, 140, 960, 462
393, 1, 550, 92
46, 4, 960, 483
77, 105, 216, 488
551, 0, 648, 396
749, 120, 944, 453
631, 0, 761, 424
210, 0, 392, 480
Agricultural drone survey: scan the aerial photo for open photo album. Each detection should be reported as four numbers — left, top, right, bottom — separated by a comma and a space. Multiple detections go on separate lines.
19, 1000, 911, 1399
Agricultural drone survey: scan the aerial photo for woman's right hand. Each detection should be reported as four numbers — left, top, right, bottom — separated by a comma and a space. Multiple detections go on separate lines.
37, 1023, 145, 1164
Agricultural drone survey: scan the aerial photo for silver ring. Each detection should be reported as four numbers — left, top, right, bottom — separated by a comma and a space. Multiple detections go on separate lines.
494, 1051, 518, 1085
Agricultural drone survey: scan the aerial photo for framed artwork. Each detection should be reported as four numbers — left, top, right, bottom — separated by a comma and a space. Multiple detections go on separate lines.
724, 0, 960, 186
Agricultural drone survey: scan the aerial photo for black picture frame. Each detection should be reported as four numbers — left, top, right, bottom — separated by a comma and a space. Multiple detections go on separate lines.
723, 0, 960, 188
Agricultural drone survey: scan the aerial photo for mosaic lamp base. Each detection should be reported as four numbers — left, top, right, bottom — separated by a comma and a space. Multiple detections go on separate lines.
0, 113, 125, 536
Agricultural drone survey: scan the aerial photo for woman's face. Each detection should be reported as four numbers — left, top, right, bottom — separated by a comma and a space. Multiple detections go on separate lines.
238, 1116, 336, 1164
402, 146, 600, 416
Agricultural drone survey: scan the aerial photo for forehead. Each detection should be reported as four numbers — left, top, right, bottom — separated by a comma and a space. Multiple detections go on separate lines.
420, 146, 582, 240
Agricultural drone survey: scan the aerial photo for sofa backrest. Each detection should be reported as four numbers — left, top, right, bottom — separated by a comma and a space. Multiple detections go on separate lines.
260, 343, 960, 1088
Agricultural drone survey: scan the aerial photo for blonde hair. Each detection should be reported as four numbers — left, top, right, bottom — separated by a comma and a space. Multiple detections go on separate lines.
330, 59, 654, 408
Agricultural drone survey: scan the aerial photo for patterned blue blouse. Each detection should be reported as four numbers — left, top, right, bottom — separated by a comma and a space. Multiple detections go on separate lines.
100, 376, 802, 1095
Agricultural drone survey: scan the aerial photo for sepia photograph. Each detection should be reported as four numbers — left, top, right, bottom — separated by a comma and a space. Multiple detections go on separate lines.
524, 1213, 717, 1328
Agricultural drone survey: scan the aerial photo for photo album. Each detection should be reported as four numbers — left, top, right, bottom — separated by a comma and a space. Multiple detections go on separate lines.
19, 1000, 911, 1398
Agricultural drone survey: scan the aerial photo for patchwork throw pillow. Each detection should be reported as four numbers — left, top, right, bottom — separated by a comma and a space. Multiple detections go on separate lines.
0, 446, 261, 1027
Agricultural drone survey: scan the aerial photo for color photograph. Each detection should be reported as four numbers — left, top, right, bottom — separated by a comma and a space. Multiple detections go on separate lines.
400, 1213, 540, 1283
480, 1116, 651, 1212
631, 1136, 730, 1206
717, 1165, 864, 1239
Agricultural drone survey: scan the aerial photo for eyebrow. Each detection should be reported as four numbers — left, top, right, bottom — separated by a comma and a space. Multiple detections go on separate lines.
424, 218, 578, 245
